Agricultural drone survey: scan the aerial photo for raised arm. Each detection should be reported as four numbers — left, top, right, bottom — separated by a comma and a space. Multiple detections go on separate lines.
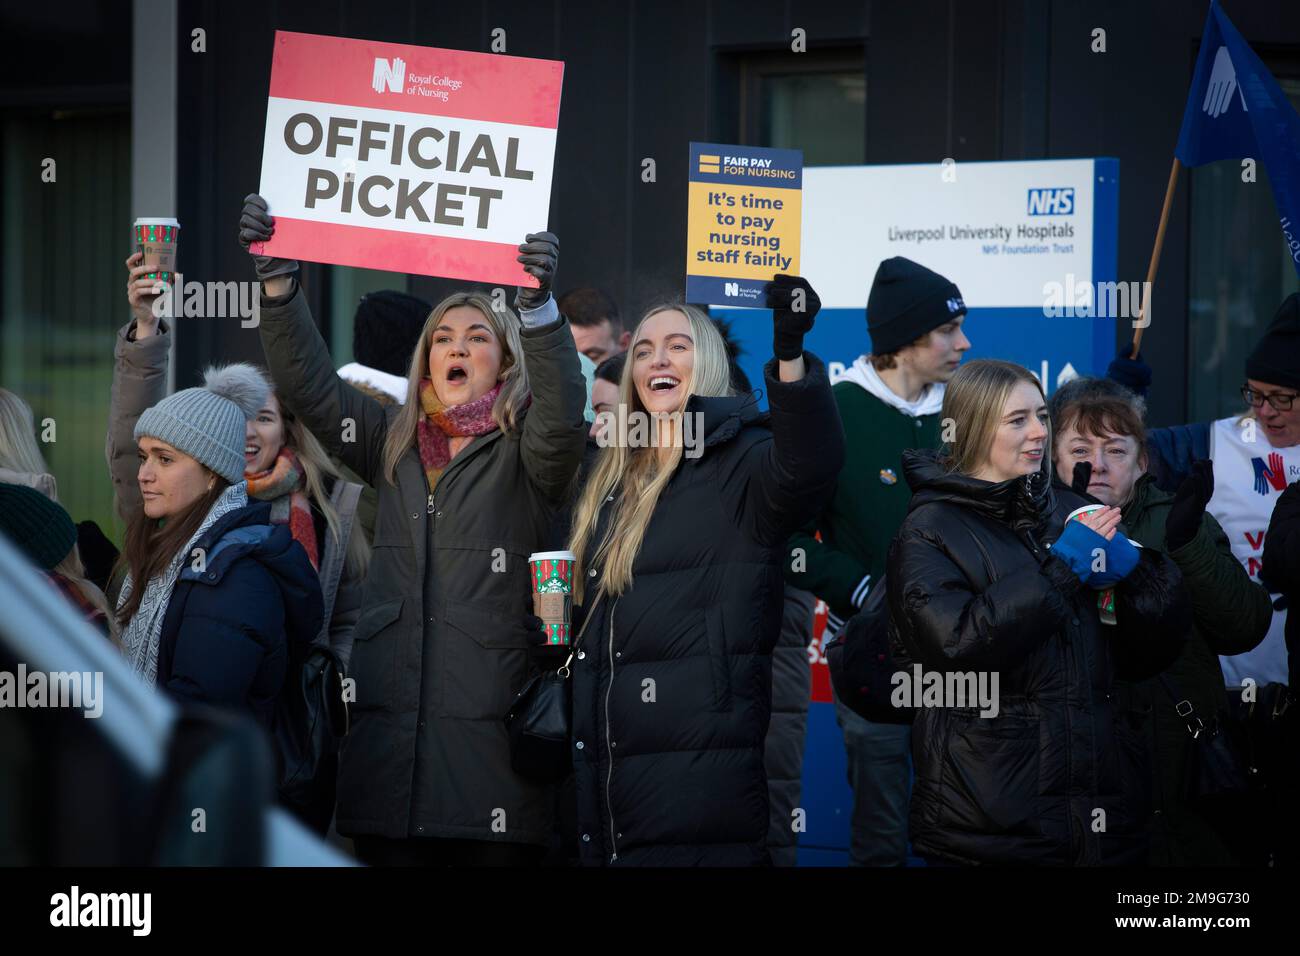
746, 275, 845, 543
239, 195, 390, 484
107, 253, 173, 523
513, 233, 588, 501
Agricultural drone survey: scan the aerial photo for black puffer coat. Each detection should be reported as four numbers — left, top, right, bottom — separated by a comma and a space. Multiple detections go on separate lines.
571, 355, 843, 866
886, 449, 1189, 866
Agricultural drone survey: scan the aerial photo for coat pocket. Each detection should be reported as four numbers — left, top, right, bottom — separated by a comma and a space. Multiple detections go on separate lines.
440, 598, 530, 720
942, 712, 1041, 838
348, 598, 403, 711
705, 605, 733, 712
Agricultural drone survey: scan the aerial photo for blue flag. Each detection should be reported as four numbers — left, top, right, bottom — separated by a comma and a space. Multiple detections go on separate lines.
1176, 0, 1300, 276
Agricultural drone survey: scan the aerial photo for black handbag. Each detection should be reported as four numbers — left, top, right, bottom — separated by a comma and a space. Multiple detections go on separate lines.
1157, 674, 1249, 805
1222, 680, 1294, 790
504, 589, 602, 784
273, 642, 350, 834
826, 574, 914, 725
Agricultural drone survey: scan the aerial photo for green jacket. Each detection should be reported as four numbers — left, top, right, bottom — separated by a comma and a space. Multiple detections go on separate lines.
785, 380, 941, 618
258, 283, 588, 845
1117, 472, 1272, 865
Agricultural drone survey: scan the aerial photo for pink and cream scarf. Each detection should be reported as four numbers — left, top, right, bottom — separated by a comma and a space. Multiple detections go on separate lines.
417, 378, 504, 493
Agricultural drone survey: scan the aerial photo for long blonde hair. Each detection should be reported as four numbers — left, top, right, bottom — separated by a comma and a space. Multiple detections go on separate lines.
0, 388, 53, 483
942, 359, 1052, 481
281, 403, 371, 579
381, 292, 530, 485
567, 304, 733, 602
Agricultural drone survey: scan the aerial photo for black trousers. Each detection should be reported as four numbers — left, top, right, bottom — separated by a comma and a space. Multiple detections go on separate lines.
353, 835, 547, 867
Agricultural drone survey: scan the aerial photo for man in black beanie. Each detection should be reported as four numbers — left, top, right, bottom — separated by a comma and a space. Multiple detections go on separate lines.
337, 289, 432, 403
786, 255, 971, 866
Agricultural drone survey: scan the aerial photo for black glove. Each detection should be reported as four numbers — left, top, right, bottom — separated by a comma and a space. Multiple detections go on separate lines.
523, 596, 570, 669
238, 194, 300, 282
1070, 461, 1093, 496
1165, 459, 1214, 552
767, 274, 820, 360
515, 232, 559, 312
1107, 344, 1152, 397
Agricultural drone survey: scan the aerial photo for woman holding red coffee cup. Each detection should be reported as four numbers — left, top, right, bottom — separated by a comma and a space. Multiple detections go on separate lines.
886, 359, 1189, 866
239, 194, 588, 866
1050, 375, 1270, 865
561, 275, 844, 866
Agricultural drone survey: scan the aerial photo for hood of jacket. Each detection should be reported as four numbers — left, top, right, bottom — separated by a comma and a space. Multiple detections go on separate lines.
838, 355, 945, 417
902, 447, 1056, 535
0, 466, 57, 500
682, 388, 768, 453
177, 499, 322, 648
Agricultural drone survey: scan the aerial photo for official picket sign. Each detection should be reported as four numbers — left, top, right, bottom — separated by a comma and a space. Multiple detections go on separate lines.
685, 142, 803, 307
255, 31, 563, 284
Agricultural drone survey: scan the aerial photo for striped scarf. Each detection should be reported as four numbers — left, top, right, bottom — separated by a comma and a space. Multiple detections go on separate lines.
417, 378, 503, 493
245, 446, 318, 569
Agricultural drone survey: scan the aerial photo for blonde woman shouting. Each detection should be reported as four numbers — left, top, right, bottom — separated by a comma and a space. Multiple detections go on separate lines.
240, 194, 587, 866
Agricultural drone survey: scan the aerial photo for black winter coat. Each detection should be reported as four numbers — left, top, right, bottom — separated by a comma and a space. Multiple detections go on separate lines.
157, 500, 324, 729
571, 354, 843, 866
1261, 481, 1300, 690
260, 285, 587, 846
886, 449, 1190, 866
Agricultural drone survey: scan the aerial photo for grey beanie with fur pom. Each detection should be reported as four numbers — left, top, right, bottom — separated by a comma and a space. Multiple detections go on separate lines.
134, 364, 270, 483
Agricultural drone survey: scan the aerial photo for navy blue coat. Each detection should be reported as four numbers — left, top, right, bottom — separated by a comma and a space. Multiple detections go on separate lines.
156, 500, 324, 728
1145, 422, 1211, 493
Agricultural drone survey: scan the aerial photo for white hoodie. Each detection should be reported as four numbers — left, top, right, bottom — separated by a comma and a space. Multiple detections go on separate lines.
337, 362, 408, 404
835, 355, 946, 418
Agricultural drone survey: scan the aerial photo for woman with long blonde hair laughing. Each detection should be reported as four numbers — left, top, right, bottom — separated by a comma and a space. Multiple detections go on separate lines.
562, 276, 843, 866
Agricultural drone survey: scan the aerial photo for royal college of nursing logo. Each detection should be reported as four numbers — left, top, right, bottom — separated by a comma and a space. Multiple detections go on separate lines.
1251, 452, 1288, 496
372, 57, 406, 95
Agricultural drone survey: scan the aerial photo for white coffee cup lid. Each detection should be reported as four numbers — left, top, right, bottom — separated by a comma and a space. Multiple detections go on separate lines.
529, 550, 576, 562
135, 217, 180, 227
1065, 504, 1106, 523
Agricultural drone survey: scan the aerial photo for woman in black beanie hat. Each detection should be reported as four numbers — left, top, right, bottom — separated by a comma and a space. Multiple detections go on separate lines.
0, 483, 114, 640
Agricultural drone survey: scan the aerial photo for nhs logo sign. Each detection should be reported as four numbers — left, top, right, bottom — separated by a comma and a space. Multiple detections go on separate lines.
1027, 187, 1075, 216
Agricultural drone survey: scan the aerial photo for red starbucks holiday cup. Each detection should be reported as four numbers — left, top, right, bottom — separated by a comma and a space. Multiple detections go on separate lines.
529, 551, 576, 645
135, 217, 180, 284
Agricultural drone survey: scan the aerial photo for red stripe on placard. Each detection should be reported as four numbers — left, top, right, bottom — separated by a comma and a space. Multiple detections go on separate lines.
268, 31, 563, 128
255, 217, 536, 286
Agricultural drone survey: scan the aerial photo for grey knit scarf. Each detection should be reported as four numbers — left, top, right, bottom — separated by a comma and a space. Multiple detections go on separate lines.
118, 482, 248, 684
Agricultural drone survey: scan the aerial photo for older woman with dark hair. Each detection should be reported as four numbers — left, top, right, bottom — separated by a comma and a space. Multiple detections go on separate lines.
1049, 376, 1271, 865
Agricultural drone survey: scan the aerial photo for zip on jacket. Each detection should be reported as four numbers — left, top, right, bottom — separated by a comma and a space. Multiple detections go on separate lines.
604, 596, 620, 863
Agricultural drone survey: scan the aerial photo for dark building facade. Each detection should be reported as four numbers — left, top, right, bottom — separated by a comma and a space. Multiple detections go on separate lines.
4, 0, 1300, 532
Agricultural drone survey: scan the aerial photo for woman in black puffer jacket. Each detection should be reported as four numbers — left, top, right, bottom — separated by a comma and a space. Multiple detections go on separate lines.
562, 277, 843, 866
886, 360, 1189, 866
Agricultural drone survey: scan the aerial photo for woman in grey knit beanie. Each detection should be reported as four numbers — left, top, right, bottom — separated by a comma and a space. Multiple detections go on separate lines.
109, 362, 323, 730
